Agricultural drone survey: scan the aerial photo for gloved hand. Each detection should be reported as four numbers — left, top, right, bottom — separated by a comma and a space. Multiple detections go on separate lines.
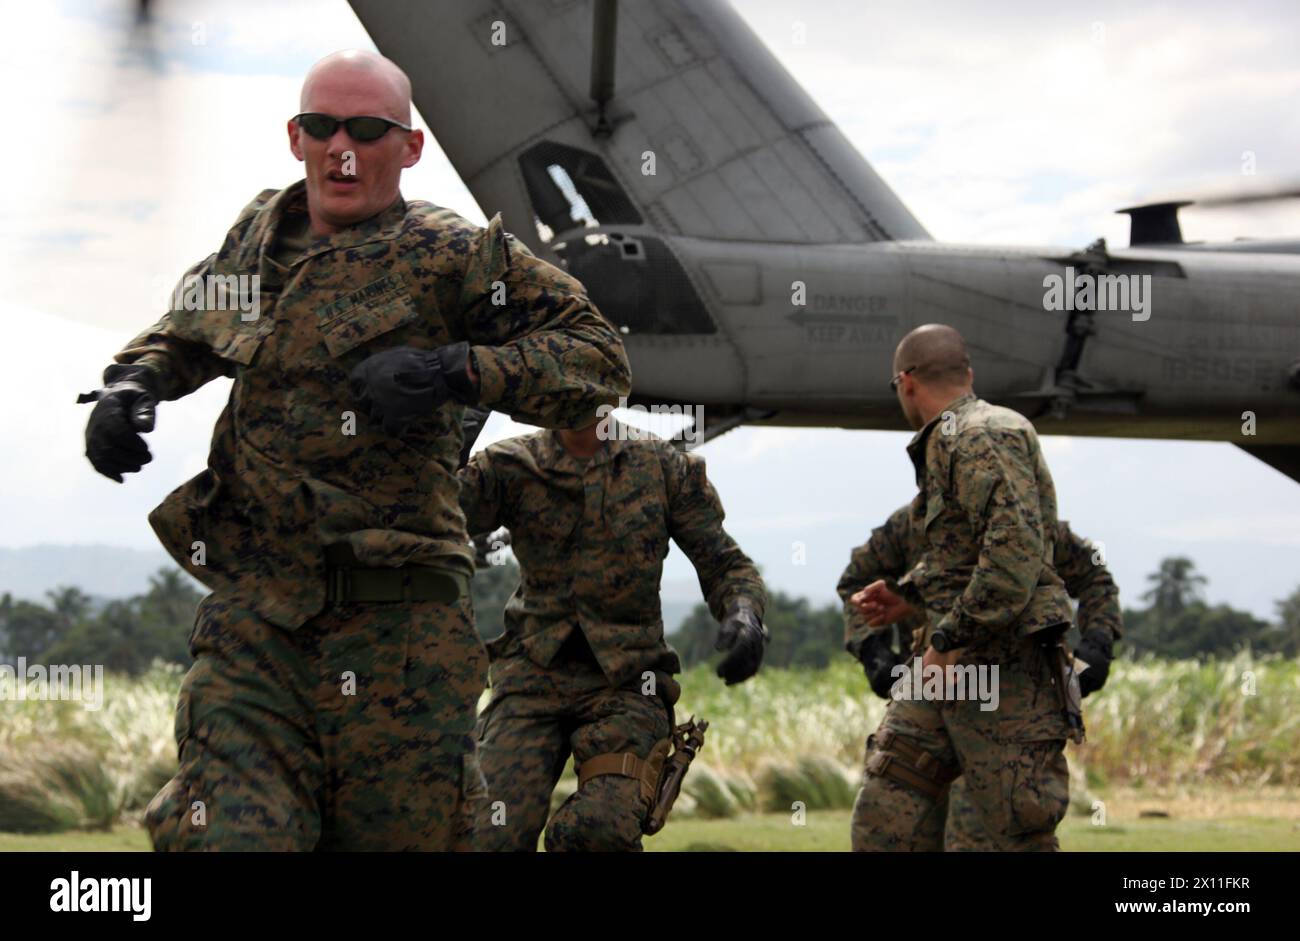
459, 405, 492, 467
855, 631, 907, 700
77, 365, 159, 483
1074, 628, 1114, 697
349, 341, 476, 436
715, 598, 768, 685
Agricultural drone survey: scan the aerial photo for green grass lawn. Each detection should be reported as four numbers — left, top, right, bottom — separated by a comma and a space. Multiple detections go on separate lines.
0, 827, 153, 852
5, 811, 1298, 852
649, 812, 1300, 852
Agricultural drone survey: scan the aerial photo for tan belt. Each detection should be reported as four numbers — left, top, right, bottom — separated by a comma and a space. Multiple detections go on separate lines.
865, 729, 960, 801
577, 748, 667, 805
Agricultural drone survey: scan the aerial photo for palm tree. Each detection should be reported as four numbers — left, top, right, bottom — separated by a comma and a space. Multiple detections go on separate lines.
144, 569, 202, 620
46, 586, 93, 623
1141, 557, 1207, 619
1272, 586, 1300, 657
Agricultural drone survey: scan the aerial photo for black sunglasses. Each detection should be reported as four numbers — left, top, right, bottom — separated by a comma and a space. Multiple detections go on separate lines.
889, 365, 917, 392
294, 112, 413, 142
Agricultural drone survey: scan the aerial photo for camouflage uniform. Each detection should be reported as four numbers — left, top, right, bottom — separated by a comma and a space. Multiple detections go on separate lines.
123, 180, 629, 850
838, 509, 1122, 850
459, 429, 765, 851
850, 393, 1076, 852
838, 505, 923, 690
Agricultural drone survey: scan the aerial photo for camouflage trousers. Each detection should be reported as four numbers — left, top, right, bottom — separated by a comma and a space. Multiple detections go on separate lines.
943, 776, 993, 850
472, 643, 674, 852
144, 588, 488, 851
851, 639, 1070, 852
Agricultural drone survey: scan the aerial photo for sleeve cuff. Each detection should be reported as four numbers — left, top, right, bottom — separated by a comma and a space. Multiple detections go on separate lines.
107, 356, 168, 398
468, 345, 517, 407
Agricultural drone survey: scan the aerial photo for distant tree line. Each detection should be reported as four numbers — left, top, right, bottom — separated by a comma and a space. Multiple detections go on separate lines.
670, 556, 1300, 669
0, 561, 525, 676
0, 570, 201, 674
2, 556, 1296, 675
1123, 557, 1299, 659
671, 591, 843, 669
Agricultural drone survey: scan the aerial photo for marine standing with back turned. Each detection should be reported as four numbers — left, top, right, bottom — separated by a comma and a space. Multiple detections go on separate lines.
839, 507, 1121, 849
850, 324, 1079, 852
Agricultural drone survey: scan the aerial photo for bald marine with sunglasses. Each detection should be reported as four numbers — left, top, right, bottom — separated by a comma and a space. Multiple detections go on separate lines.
77, 50, 630, 851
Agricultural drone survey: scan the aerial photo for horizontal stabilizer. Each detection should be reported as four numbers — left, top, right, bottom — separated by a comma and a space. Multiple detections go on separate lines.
1237, 444, 1300, 483
348, 0, 929, 246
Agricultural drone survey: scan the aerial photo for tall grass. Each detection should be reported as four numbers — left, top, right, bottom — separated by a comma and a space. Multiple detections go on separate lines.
2, 654, 1297, 832
674, 653, 1300, 812
1078, 651, 1300, 788
0, 661, 179, 832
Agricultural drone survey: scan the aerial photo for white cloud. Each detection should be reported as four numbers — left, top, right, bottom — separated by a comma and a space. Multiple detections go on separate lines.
1151, 514, 1300, 548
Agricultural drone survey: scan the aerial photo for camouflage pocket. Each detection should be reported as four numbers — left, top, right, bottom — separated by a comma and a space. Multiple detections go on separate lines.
165, 261, 272, 367
1005, 739, 1069, 837
318, 291, 421, 358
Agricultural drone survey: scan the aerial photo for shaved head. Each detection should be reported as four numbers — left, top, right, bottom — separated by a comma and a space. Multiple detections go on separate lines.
894, 324, 972, 387
300, 49, 412, 124
891, 324, 974, 430
290, 49, 423, 235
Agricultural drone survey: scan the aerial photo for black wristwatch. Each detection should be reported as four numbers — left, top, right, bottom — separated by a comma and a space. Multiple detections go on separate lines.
930, 629, 955, 653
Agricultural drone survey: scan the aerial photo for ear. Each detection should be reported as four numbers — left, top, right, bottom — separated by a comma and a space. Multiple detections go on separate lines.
287, 119, 305, 161
401, 128, 424, 169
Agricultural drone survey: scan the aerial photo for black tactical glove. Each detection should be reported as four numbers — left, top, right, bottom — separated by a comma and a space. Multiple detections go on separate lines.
715, 598, 768, 686
855, 630, 908, 700
459, 405, 492, 467
349, 341, 477, 436
77, 364, 159, 483
1074, 628, 1114, 697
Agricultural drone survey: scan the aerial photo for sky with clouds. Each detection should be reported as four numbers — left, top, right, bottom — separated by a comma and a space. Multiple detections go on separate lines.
2, 0, 1299, 621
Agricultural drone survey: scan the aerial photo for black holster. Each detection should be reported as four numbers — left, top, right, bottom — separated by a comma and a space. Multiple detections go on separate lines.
1040, 625, 1085, 744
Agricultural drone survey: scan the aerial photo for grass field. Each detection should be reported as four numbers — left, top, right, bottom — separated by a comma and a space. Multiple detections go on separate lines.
5, 797, 1298, 852
4, 654, 1299, 848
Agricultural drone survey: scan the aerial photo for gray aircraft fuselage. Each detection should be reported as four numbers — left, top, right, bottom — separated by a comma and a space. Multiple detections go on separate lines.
592, 230, 1300, 445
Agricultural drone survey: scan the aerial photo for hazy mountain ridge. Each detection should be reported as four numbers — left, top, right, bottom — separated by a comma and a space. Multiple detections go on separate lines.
0, 545, 190, 601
